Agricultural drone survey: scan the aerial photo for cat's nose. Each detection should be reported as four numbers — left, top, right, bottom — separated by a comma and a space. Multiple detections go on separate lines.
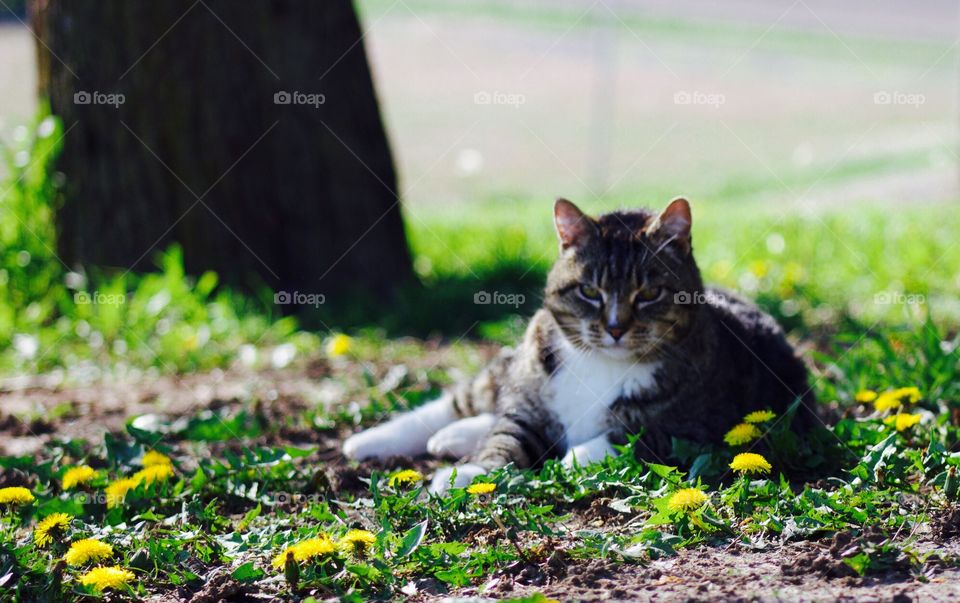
606, 326, 625, 341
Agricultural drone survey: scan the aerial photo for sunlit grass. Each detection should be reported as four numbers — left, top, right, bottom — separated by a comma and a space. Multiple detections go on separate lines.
1, 108, 959, 599
408, 196, 960, 331
1, 319, 957, 598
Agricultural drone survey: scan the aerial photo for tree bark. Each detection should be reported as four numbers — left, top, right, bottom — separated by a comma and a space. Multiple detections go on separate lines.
31, 0, 413, 305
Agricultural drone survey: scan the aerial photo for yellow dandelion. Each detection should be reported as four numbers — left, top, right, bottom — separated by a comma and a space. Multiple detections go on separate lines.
666, 488, 709, 513
466, 482, 496, 496
729, 453, 772, 475
884, 413, 922, 432
271, 536, 336, 569
326, 334, 352, 357
0, 486, 35, 505
388, 469, 423, 487
78, 566, 135, 591
34, 513, 72, 547
131, 463, 175, 485
64, 539, 114, 566
783, 262, 805, 285
141, 450, 172, 467
339, 529, 377, 556
62, 465, 97, 491
894, 386, 922, 403
271, 547, 298, 570
743, 410, 776, 424
723, 423, 761, 446
749, 260, 769, 278
104, 477, 140, 508
854, 390, 878, 404
874, 387, 922, 412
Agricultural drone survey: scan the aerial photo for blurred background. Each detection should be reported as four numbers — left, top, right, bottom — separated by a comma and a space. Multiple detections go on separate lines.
0, 0, 958, 378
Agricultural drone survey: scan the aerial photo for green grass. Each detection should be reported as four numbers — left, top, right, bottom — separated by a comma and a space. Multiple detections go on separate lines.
1, 106, 959, 598
0, 113, 315, 374
407, 194, 960, 333
2, 110, 958, 362
0, 321, 957, 599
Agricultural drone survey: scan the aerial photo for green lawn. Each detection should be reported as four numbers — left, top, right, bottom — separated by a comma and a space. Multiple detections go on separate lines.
1, 104, 959, 599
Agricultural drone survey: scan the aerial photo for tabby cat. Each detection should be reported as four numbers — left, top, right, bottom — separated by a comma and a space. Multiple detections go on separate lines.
343, 198, 813, 492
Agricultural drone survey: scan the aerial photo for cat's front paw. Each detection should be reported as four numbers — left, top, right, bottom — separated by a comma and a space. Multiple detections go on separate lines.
561, 436, 617, 467
426, 414, 495, 459
428, 462, 487, 494
343, 424, 419, 461
342, 429, 383, 461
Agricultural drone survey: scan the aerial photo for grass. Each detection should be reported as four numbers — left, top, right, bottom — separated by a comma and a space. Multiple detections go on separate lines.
1, 107, 959, 598
407, 194, 960, 334
0, 322, 957, 599
0, 113, 313, 374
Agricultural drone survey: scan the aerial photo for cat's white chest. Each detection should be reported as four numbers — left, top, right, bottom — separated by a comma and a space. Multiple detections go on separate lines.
546, 344, 659, 446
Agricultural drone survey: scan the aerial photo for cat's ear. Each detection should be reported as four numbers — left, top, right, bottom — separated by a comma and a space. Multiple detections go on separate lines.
648, 197, 692, 255
554, 198, 597, 250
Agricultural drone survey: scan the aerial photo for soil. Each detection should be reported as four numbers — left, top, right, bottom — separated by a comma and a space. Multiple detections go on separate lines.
3, 364, 960, 602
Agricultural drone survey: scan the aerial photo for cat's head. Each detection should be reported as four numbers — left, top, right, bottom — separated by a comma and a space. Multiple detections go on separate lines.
544, 198, 703, 360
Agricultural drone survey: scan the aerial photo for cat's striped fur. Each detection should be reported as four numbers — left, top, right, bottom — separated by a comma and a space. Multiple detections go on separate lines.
343, 198, 814, 492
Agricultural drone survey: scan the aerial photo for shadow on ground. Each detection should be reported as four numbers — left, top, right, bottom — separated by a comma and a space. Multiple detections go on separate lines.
300, 261, 547, 340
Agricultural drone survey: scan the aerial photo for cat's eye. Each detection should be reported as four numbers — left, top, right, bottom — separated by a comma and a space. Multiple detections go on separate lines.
578, 284, 603, 302
634, 287, 662, 304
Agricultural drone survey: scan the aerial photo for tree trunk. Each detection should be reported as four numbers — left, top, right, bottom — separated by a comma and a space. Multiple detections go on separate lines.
31, 0, 413, 306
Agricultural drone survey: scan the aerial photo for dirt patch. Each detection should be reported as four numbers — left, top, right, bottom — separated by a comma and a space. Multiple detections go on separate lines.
480, 541, 960, 603
934, 505, 960, 541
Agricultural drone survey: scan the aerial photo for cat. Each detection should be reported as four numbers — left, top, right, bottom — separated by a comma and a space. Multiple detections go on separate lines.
343, 197, 815, 493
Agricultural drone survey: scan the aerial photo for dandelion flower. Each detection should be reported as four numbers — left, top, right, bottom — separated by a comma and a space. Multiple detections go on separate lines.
666, 488, 708, 513
884, 413, 922, 432
271, 535, 336, 569
272, 548, 296, 570
854, 390, 877, 404
388, 469, 423, 487
78, 566, 134, 591
749, 260, 769, 278
874, 387, 922, 412
141, 450, 172, 468
290, 536, 336, 560
723, 423, 761, 446
326, 334, 352, 357
105, 477, 140, 508
34, 513, 72, 547
466, 482, 496, 496
132, 463, 175, 485
0, 486, 35, 505
894, 386, 922, 403
65, 539, 114, 566
743, 410, 776, 424
729, 453, 772, 475
62, 466, 97, 490
339, 529, 376, 556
